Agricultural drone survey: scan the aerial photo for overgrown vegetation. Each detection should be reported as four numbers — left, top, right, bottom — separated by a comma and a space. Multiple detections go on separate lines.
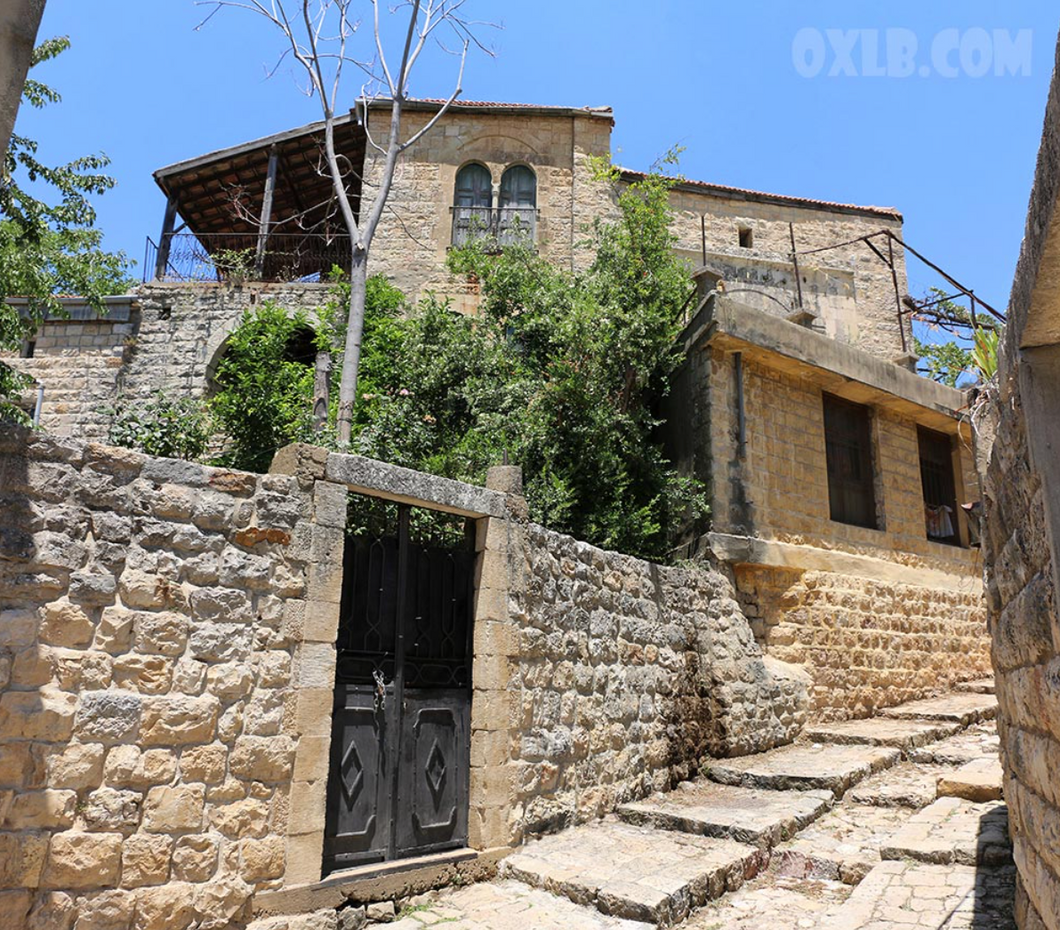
1, 37, 132, 422
107, 393, 212, 461
914, 288, 1002, 387
110, 161, 704, 560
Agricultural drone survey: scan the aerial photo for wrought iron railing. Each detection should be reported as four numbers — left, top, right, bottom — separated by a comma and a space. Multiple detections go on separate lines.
450, 206, 537, 249
144, 233, 352, 284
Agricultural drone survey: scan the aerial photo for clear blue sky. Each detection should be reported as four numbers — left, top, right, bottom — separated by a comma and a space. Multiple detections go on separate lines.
16, 2, 1060, 312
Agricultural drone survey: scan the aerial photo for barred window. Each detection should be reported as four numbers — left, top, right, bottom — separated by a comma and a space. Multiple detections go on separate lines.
918, 426, 960, 545
823, 393, 878, 529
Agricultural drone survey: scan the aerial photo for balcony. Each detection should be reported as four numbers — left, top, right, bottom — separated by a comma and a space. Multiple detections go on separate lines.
450, 206, 537, 250
145, 233, 352, 284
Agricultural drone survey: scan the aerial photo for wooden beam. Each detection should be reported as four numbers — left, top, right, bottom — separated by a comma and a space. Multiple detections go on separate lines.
154, 193, 179, 280
255, 145, 280, 278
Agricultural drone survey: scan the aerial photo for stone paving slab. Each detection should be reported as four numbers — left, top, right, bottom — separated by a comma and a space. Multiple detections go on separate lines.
823, 860, 1016, 930
955, 678, 996, 694
682, 871, 851, 930
385, 880, 652, 929
772, 802, 913, 885
879, 797, 1011, 866
501, 819, 764, 927
847, 762, 954, 809
803, 717, 962, 754
909, 723, 1000, 767
617, 781, 834, 848
706, 743, 901, 796
879, 693, 998, 725
937, 757, 1004, 803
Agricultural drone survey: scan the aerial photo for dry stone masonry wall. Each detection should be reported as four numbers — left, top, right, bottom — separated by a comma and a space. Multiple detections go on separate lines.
510, 523, 810, 837
0, 425, 323, 929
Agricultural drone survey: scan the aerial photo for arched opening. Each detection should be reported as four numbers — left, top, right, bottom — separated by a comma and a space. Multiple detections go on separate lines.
499, 165, 537, 245
452, 163, 493, 246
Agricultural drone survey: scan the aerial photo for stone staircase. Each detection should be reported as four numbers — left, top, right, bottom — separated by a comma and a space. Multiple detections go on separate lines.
379, 687, 1009, 930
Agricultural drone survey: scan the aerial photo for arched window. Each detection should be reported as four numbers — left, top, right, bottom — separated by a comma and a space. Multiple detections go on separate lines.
452, 163, 492, 246
499, 166, 537, 245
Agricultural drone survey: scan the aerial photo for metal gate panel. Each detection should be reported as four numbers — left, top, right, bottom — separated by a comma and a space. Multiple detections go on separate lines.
323, 685, 391, 869
394, 693, 469, 857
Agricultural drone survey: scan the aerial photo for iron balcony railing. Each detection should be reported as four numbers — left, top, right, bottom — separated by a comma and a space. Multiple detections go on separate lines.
144, 232, 352, 284
450, 206, 537, 249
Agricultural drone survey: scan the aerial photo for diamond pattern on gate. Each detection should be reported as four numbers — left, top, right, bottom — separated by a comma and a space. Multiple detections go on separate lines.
341, 739, 365, 804
425, 740, 447, 801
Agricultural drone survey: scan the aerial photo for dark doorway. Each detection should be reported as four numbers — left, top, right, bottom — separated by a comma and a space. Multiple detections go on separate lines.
323, 500, 476, 876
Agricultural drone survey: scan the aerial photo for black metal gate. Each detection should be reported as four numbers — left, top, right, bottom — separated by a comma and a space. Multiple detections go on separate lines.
323, 501, 476, 876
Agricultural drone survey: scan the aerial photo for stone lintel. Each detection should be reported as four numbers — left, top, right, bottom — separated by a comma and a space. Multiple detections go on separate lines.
325, 453, 507, 518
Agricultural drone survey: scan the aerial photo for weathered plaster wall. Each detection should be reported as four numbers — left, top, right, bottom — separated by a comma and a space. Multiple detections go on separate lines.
0, 426, 339, 930
508, 523, 809, 838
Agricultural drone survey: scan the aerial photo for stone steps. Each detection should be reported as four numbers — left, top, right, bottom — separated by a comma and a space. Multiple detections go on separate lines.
936, 757, 1004, 802
878, 692, 998, 726
705, 743, 900, 797
879, 796, 1011, 867
617, 782, 833, 848
802, 717, 961, 755
501, 820, 765, 927
955, 677, 996, 694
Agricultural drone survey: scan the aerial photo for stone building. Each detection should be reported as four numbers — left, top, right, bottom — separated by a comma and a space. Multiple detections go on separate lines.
4, 98, 991, 718
977, 36, 1060, 930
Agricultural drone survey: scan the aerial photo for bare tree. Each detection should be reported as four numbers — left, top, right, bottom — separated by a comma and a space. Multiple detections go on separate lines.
197, 0, 490, 445
0, 0, 46, 155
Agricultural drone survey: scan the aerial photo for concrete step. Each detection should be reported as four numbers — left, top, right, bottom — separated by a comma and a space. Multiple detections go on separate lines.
387, 879, 653, 929
617, 781, 833, 848
706, 743, 900, 797
803, 717, 961, 755
502, 819, 764, 927
955, 677, 996, 694
847, 762, 953, 810
879, 797, 1011, 866
908, 722, 1000, 766
878, 692, 998, 726
937, 757, 1004, 803
821, 860, 1017, 930
771, 802, 912, 886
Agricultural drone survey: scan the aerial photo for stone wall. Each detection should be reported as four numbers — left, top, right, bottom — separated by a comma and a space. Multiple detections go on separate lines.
509, 523, 809, 837
977, 35, 1060, 930
0, 425, 331, 929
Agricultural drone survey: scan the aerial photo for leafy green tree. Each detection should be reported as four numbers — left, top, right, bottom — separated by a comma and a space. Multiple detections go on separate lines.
1, 37, 131, 421
106, 392, 212, 461
913, 288, 1002, 388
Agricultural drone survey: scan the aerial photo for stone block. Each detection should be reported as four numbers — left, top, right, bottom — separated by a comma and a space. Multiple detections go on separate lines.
240, 836, 285, 882
293, 736, 331, 782
111, 655, 172, 694
132, 611, 188, 656
172, 834, 219, 882
120, 833, 171, 887
41, 832, 123, 889
209, 797, 269, 838
135, 881, 198, 930
230, 736, 296, 783
0, 688, 77, 741
296, 643, 336, 690
81, 788, 142, 832
190, 587, 253, 623
188, 623, 254, 663
25, 891, 75, 930
937, 757, 1005, 803
140, 694, 220, 745
2, 790, 76, 830
0, 609, 39, 648
142, 784, 206, 834
180, 744, 227, 785
39, 600, 94, 647
0, 890, 31, 930
75, 691, 141, 743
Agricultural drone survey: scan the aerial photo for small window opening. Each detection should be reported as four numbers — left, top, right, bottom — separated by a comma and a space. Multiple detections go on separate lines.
21, 341, 35, 359
738, 226, 753, 249
823, 393, 878, 529
918, 426, 961, 546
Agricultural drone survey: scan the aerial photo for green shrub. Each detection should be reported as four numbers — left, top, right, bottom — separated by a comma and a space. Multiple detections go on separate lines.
107, 392, 211, 460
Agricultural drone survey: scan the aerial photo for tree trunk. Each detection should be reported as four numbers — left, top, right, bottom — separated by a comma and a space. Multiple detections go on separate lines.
336, 250, 368, 446
0, 0, 45, 155
313, 350, 331, 434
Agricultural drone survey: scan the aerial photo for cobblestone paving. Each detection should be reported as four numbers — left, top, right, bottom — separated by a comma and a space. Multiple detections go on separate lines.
880, 798, 1011, 866
682, 872, 851, 929
824, 861, 1016, 930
